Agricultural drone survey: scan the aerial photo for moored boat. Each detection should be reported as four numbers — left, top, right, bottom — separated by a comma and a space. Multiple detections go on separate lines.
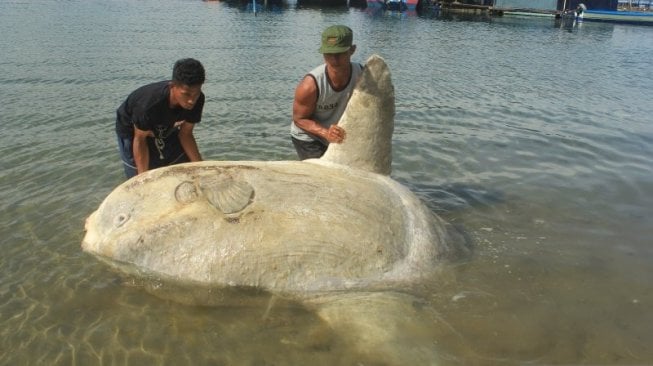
366, 0, 419, 11
579, 8, 653, 24
492, 0, 653, 25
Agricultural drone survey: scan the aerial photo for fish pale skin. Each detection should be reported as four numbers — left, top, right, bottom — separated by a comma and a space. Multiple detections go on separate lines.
82, 159, 454, 294
320, 51, 394, 175
82, 54, 456, 295
82, 54, 456, 365
81, 164, 452, 365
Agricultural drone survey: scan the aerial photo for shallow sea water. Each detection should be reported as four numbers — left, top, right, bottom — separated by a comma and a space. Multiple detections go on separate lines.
1, 0, 652, 364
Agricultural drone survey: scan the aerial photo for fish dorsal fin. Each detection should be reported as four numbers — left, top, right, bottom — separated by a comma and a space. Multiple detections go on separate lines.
320, 54, 395, 176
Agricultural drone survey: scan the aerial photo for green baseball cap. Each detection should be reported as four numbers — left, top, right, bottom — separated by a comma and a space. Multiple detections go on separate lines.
319, 25, 353, 54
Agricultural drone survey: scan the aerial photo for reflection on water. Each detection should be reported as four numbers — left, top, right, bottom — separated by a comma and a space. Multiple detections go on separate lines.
1, 0, 652, 364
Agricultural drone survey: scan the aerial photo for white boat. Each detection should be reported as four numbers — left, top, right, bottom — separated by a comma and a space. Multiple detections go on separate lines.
580, 8, 653, 25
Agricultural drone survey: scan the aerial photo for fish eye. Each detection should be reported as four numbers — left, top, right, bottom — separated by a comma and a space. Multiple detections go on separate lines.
114, 213, 130, 227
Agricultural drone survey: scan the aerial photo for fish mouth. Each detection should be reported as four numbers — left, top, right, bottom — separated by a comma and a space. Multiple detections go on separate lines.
81, 212, 97, 250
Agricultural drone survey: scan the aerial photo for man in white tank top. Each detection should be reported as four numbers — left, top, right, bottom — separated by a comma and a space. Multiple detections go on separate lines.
290, 25, 364, 160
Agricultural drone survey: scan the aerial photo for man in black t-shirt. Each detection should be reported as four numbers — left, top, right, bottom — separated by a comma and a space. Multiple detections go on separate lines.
115, 58, 206, 179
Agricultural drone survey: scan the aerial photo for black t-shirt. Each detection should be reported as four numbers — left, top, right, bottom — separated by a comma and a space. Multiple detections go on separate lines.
115, 81, 205, 139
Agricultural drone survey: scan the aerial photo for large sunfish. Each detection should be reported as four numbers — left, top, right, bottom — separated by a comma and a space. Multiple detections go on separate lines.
82, 54, 457, 297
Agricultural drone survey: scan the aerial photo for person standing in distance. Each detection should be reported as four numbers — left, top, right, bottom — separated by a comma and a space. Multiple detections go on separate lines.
290, 25, 364, 160
115, 58, 206, 179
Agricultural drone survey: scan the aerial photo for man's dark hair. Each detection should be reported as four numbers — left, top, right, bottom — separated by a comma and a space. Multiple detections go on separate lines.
172, 58, 205, 86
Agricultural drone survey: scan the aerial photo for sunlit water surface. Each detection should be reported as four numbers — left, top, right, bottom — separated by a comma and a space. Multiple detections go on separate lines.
1, 0, 652, 364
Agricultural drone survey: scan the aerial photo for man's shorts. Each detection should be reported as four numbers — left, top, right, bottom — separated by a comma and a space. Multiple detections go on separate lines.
117, 134, 189, 179
291, 137, 328, 160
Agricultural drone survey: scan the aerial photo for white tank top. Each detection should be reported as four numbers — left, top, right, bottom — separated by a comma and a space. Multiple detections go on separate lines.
291, 62, 364, 142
